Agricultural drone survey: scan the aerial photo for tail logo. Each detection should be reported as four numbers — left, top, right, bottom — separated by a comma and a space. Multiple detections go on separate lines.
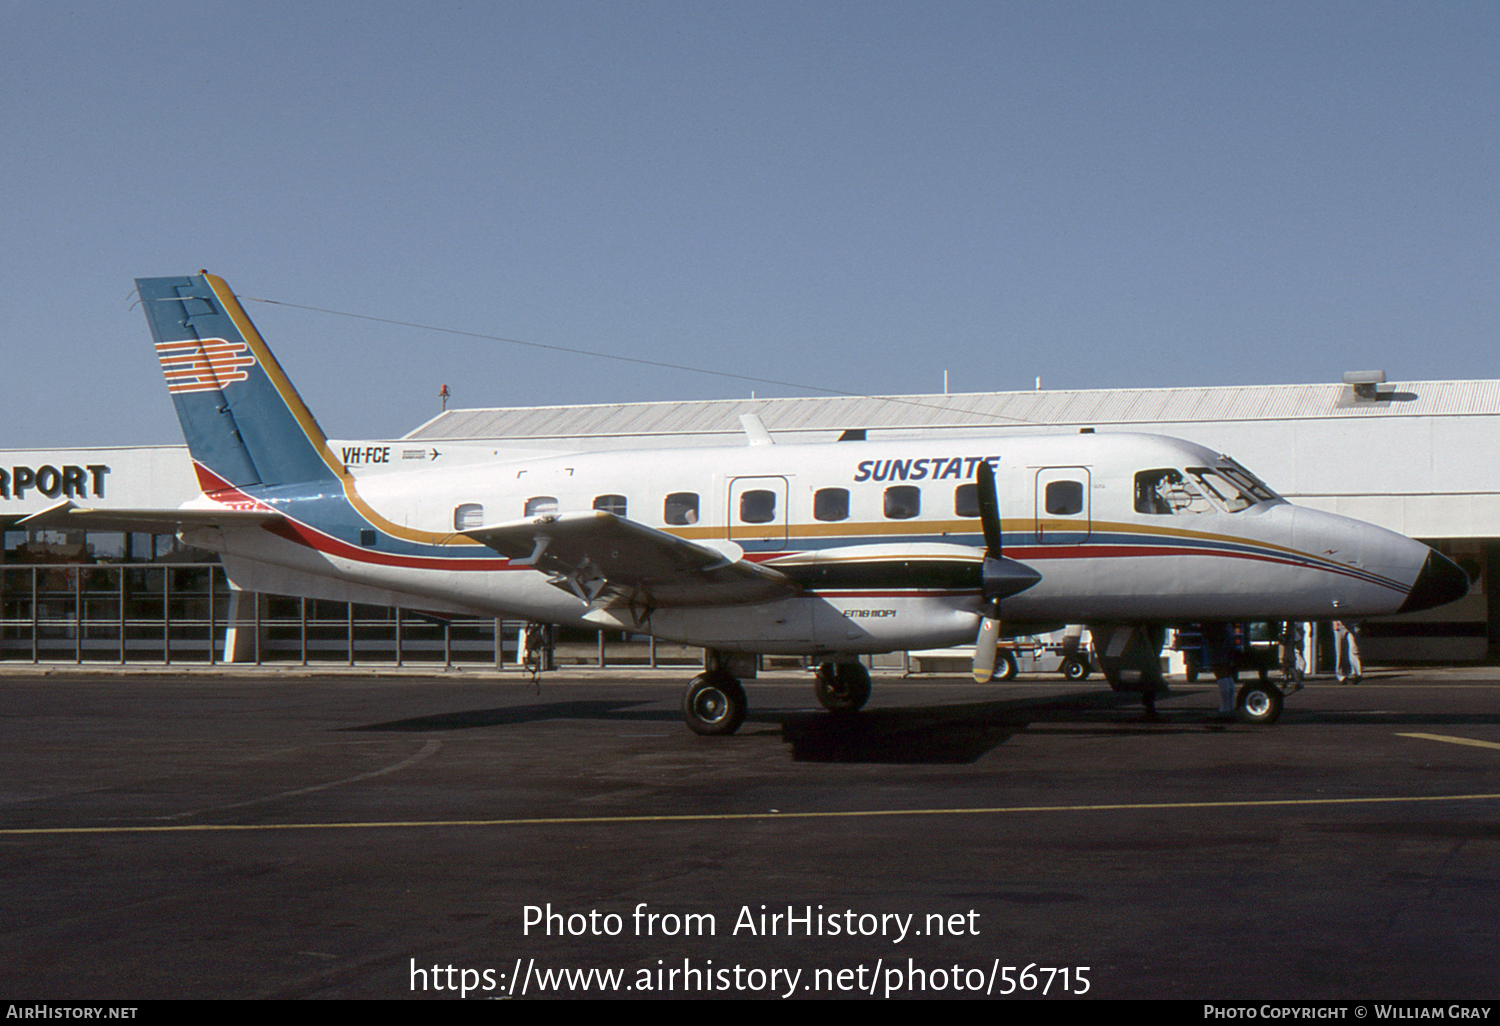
156, 338, 257, 394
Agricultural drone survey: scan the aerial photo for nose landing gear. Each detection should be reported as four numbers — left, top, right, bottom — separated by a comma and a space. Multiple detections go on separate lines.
1234, 680, 1285, 725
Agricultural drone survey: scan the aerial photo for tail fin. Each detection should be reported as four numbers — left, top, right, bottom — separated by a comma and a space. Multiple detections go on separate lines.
135, 273, 341, 493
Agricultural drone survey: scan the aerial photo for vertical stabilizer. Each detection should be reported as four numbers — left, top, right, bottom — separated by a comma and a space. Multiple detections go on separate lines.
136, 273, 340, 492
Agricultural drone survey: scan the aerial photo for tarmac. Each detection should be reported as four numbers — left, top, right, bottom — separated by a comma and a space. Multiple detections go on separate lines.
3, 663, 1500, 1000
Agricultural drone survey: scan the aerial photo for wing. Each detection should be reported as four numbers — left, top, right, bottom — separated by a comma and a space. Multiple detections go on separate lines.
17, 499, 282, 534
465, 510, 797, 608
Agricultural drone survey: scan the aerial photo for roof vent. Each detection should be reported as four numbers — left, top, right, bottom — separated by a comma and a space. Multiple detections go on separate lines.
1343, 370, 1394, 401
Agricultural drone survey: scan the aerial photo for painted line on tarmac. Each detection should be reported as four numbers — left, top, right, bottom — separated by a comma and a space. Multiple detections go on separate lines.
5, 792, 1500, 837
150, 739, 444, 821
1398, 732, 1500, 752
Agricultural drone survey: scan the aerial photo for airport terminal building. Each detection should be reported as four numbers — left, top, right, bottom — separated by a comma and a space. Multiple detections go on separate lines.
2, 372, 1495, 666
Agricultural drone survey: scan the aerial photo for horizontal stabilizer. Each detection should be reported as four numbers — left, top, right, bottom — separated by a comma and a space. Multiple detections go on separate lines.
18, 499, 281, 535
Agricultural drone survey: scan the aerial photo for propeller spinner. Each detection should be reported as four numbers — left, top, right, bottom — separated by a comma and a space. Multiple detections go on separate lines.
972, 460, 1043, 682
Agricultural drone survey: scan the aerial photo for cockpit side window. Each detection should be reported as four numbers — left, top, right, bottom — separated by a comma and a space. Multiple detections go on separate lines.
1134, 469, 1212, 515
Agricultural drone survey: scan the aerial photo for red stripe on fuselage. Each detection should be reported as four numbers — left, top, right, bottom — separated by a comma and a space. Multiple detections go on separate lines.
187, 461, 1402, 591
261, 517, 508, 572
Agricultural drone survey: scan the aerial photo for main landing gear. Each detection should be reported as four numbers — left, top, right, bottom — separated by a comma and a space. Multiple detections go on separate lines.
813, 661, 872, 713
679, 655, 873, 735
681, 670, 747, 736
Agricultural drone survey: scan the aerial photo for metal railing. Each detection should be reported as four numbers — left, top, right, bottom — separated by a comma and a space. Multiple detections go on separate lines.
0, 562, 701, 668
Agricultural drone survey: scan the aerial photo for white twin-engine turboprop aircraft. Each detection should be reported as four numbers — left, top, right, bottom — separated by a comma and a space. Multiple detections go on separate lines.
24, 274, 1469, 734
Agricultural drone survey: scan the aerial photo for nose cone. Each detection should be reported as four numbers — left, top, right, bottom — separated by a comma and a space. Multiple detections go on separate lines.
1397, 549, 1470, 614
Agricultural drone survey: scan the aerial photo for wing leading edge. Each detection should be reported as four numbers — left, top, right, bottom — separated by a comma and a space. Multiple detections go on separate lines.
465, 510, 798, 609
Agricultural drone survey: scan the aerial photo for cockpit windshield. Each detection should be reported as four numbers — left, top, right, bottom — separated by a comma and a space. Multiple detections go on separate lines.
1186, 468, 1255, 512
1215, 458, 1279, 503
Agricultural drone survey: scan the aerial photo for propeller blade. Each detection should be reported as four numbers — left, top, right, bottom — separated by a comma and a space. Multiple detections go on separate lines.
972, 459, 1039, 680
972, 606, 1002, 683
976, 459, 1002, 558
975, 458, 1042, 600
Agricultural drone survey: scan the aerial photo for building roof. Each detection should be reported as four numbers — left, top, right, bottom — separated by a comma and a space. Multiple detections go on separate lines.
404, 379, 1500, 445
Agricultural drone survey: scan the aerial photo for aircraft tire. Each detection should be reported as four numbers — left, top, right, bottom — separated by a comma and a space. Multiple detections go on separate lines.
683, 671, 746, 736
993, 651, 1019, 682
1060, 656, 1090, 681
1235, 681, 1283, 725
815, 661, 872, 713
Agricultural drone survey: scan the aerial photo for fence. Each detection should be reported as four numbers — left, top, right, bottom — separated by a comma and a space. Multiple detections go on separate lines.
0, 562, 698, 668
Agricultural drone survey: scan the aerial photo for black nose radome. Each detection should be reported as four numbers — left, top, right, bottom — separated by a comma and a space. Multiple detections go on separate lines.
1397, 549, 1471, 614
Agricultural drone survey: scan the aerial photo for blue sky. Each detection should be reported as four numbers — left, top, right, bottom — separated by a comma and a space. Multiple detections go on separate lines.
3, 1, 1498, 448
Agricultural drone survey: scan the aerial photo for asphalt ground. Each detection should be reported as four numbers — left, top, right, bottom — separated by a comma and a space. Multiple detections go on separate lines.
3, 665, 1500, 1001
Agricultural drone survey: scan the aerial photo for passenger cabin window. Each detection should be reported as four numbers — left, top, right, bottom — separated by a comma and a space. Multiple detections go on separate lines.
813, 487, 849, 522
884, 486, 920, 520
1044, 480, 1084, 516
1135, 469, 1212, 515
739, 489, 776, 524
664, 492, 699, 525
454, 503, 484, 531
593, 494, 627, 517
524, 496, 558, 516
954, 483, 980, 517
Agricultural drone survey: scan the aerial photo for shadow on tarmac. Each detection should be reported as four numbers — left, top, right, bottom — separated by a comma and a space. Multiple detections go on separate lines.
345, 687, 1158, 764
339, 683, 1500, 763
343, 699, 667, 731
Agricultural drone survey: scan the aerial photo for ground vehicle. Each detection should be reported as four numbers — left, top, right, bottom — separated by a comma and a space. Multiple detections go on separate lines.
1171, 624, 1278, 682
918, 624, 1098, 681
975, 628, 1095, 681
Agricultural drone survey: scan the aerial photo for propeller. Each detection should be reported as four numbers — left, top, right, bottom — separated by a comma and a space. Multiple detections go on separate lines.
972, 460, 1043, 682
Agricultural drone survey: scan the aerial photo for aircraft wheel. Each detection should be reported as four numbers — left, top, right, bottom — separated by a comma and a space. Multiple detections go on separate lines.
1060, 656, 1090, 681
815, 661, 871, 713
682, 671, 746, 736
1235, 681, 1283, 725
993, 651, 1019, 682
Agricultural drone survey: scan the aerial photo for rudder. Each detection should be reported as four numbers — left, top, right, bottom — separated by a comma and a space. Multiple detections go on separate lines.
136, 273, 340, 492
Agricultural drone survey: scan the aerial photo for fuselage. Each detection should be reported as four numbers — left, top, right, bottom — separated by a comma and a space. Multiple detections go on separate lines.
192, 430, 1467, 656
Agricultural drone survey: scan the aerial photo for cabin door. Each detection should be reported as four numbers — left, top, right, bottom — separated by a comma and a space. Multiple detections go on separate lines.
1034, 467, 1092, 545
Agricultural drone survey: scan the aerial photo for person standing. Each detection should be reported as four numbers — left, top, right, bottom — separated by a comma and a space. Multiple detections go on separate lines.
1334, 620, 1362, 684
